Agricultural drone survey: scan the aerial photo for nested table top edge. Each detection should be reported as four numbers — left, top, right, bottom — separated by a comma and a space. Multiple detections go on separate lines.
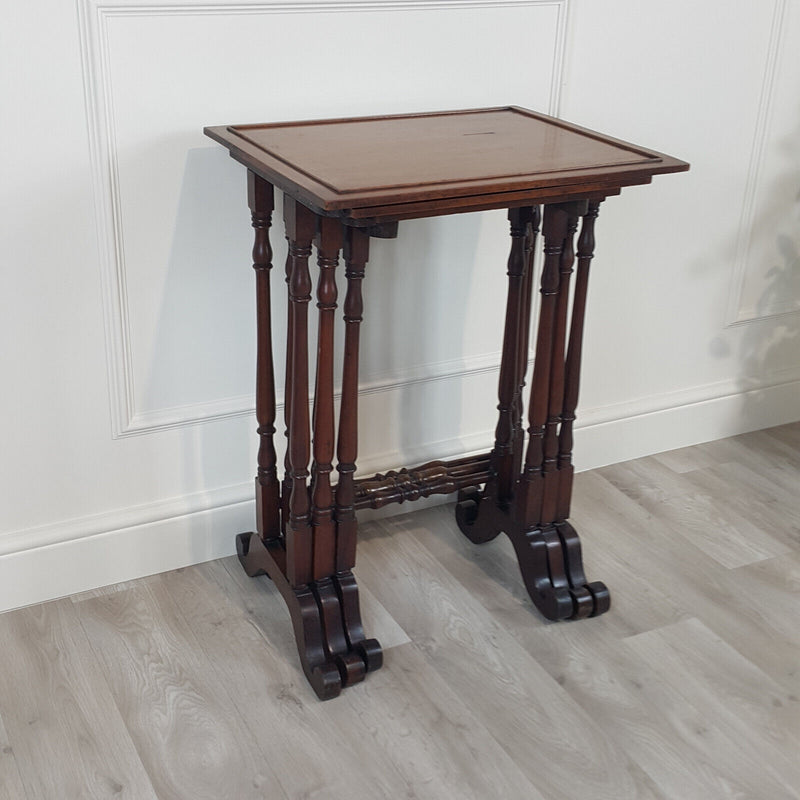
204, 105, 689, 222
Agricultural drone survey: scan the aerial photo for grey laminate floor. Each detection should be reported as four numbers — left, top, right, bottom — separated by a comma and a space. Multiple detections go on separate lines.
1, 423, 798, 800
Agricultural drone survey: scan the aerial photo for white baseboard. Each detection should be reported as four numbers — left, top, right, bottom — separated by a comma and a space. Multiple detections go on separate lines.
2, 374, 798, 613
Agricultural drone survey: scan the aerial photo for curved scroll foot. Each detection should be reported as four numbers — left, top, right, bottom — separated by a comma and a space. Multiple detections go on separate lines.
306, 662, 344, 701
455, 486, 502, 544
555, 521, 611, 618
312, 578, 366, 688
334, 571, 384, 674
236, 531, 269, 577
355, 638, 384, 672
235, 533, 382, 698
290, 584, 344, 700
568, 585, 594, 619
586, 580, 611, 617
506, 526, 573, 620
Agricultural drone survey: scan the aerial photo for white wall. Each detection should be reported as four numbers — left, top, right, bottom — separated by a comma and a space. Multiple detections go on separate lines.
2, 0, 798, 611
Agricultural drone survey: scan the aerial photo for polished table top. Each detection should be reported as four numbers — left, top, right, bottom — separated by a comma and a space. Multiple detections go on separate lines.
204, 106, 689, 223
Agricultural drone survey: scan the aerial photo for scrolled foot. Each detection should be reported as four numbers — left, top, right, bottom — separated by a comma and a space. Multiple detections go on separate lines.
555, 521, 611, 618
586, 580, 611, 617
533, 583, 575, 621
455, 486, 502, 544
455, 486, 480, 531
568, 585, 594, 619
333, 571, 384, 675
306, 662, 343, 701
355, 638, 383, 672
236, 531, 269, 577
334, 651, 366, 687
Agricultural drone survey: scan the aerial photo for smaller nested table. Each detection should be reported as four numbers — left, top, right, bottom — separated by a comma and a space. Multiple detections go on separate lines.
205, 107, 688, 700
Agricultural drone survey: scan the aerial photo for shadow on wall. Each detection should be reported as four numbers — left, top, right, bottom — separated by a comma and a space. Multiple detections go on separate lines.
362, 213, 483, 464
145, 146, 489, 509
738, 182, 800, 426
144, 146, 256, 418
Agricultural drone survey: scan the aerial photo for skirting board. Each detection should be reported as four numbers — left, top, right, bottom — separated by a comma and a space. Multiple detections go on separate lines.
1, 375, 798, 613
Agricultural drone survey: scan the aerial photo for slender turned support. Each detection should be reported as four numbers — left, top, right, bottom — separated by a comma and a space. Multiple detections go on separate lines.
517, 203, 570, 526
248, 172, 281, 542
281, 240, 293, 536
308, 217, 367, 686
555, 200, 610, 618
493, 207, 535, 504
557, 201, 600, 522
241, 192, 607, 697
284, 197, 315, 588
540, 212, 579, 526
332, 227, 382, 672
512, 206, 541, 479
311, 217, 341, 579
335, 227, 369, 573
455, 200, 607, 622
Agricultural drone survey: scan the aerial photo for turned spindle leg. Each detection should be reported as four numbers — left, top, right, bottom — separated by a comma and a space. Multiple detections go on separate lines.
310, 216, 341, 580
540, 211, 579, 527
334, 226, 382, 672
512, 206, 541, 478
493, 203, 570, 620
538, 211, 598, 617
493, 207, 535, 505
517, 203, 569, 527
284, 198, 315, 588
309, 217, 366, 686
236, 194, 341, 699
452, 200, 609, 623
556, 200, 610, 617
281, 240, 293, 536
248, 173, 281, 542
556, 201, 599, 523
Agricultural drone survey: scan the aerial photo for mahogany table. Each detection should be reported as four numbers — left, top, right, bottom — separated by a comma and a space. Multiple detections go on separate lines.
205, 107, 688, 700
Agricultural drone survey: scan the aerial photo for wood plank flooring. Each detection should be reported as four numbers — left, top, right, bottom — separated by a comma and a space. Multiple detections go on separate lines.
1, 423, 798, 799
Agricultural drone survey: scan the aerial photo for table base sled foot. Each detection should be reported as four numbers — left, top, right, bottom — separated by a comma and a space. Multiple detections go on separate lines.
235, 532, 382, 700
333, 571, 384, 672
455, 486, 502, 544
555, 520, 611, 618
453, 489, 610, 621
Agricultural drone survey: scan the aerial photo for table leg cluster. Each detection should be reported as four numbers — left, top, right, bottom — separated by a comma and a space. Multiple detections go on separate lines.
456, 200, 611, 621
237, 176, 610, 700
236, 174, 381, 700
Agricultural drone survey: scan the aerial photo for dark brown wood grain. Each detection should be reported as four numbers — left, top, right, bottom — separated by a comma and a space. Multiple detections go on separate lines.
205, 106, 688, 217
492, 206, 534, 505
540, 209, 580, 526
512, 206, 540, 481
354, 455, 492, 510
517, 203, 569, 528
310, 216, 341, 580
281, 241, 293, 537
284, 197, 316, 588
334, 227, 369, 573
248, 172, 281, 543
557, 201, 601, 522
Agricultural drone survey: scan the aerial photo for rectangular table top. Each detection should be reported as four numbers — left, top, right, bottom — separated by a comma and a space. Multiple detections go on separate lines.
205, 106, 688, 223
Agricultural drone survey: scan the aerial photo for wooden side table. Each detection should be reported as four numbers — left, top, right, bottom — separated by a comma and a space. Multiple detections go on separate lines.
205, 107, 688, 699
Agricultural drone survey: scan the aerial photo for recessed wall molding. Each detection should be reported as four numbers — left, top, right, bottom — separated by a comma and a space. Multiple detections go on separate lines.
76, 0, 569, 438
727, 0, 799, 326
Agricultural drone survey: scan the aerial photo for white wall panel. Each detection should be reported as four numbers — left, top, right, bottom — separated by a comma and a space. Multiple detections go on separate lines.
81, 0, 565, 434
730, 0, 800, 323
2, 0, 799, 610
